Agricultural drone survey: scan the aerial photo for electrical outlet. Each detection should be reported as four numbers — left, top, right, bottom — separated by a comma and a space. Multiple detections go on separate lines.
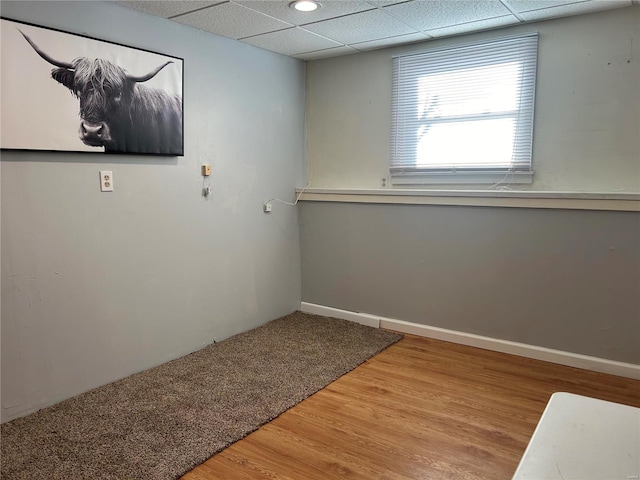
202, 165, 212, 176
263, 203, 272, 213
100, 171, 113, 192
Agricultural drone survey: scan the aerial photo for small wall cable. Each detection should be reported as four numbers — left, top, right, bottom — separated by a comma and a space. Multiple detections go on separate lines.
266, 183, 310, 206
263, 182, 311, 212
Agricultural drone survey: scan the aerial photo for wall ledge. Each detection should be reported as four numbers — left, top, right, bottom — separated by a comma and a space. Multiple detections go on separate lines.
296, 188, 640, 211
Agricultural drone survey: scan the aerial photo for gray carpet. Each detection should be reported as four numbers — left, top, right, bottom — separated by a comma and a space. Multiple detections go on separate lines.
1, 311, 402, 480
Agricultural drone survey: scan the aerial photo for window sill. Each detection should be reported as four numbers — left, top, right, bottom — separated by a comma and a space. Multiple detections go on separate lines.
391, 171, 534, 185
295, 188, 640, 212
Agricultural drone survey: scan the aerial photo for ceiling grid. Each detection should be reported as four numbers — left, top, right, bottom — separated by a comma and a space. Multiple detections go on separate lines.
117, 0, 633, 59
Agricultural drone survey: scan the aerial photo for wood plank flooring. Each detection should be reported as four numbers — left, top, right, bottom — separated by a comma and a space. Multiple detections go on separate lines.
182, 334, 640, 480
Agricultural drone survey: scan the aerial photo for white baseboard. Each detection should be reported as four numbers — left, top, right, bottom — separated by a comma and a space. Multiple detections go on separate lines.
300, 302, 640, 380
301, 302, 381, 328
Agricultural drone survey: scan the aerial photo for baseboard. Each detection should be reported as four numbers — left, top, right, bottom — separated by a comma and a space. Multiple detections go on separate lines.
300, 302, 640, 380
300, 302, 381, 328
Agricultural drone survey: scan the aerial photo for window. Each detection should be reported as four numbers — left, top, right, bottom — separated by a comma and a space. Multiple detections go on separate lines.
391, 33, 538, 185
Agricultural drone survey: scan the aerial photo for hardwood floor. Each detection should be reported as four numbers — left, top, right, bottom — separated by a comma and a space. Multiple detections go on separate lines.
182, 334, 640, 480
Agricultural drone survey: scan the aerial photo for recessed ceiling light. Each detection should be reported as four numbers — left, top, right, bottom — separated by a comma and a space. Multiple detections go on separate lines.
289, 0, 321, 12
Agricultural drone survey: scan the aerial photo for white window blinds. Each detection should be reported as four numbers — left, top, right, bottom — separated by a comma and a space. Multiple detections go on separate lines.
391, 33, 538, 180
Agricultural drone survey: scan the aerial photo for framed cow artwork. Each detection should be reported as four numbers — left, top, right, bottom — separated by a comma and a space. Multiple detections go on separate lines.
1, 18, 184, 156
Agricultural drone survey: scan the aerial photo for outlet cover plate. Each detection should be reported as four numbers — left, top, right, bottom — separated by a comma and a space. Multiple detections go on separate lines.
100, 171, 113, 192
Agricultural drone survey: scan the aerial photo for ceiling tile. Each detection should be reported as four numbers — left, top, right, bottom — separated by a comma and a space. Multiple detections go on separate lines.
503, 0, 595, 13
172, 2, 293, 39
382, 0, 513, 31
302, 8, 419, 44
235, 0, 375, 26
365, 0, 413, 5
426, 15, 521, 37
514, 0, 632, 21
242, 27, 343, 55
351, 32, 430, 51
116, 1, 223, 19
294, 45, 360, 60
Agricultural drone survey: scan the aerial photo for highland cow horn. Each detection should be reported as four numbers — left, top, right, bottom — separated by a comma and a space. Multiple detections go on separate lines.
19, 29, 74, 70
127, 61, 174, 83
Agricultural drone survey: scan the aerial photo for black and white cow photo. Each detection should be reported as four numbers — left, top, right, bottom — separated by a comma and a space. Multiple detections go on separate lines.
1, 19, 183, 156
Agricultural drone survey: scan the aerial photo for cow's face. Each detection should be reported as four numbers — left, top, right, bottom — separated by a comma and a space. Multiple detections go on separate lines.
52, 58, 133, 149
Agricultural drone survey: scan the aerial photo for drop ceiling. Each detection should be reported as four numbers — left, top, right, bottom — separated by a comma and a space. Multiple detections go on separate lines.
117, 0, 634, 60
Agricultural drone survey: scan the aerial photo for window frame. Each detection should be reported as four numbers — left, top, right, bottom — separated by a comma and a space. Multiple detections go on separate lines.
390, 33, 539, 186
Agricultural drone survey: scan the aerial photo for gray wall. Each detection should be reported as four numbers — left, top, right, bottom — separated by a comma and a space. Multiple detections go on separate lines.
300, 202, 640, 364
299, 6, 640, 365
1, 1, 306, 422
